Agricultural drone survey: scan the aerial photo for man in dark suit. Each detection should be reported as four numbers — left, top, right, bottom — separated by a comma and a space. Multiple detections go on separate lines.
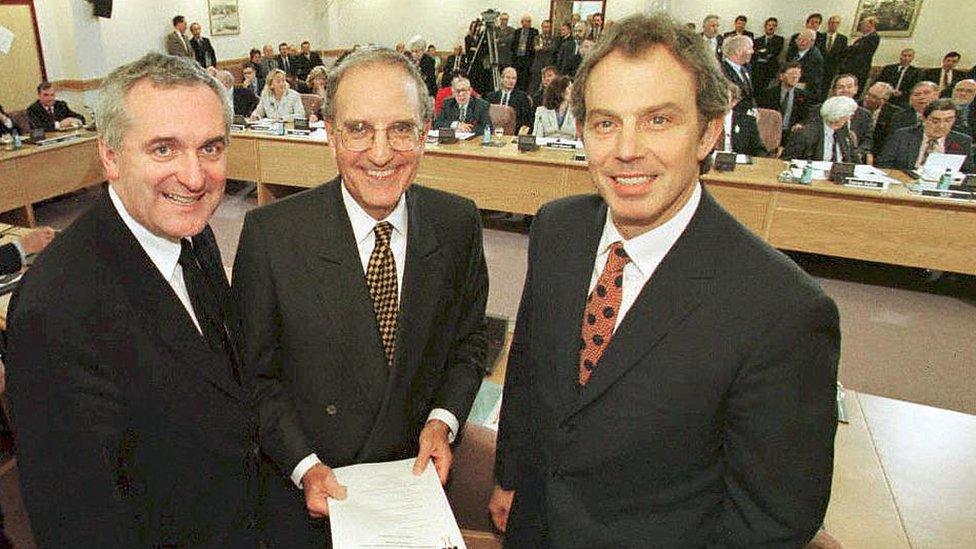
233, 47, 488, 548
951, 79, 976, 138
751, 17, 784, 93
276, 42, 297, 77
5, 53, 258, 548
216, 69, 258, 117
0, 227, 55, 275
716, 85, 767, 157
877, 98, 974, 173
722, 14, 754, 39
556, 23, 586, 76
434, 76, 492, 134
532, 65, 558, 108
720, 35, 756, 112
490, 14, 839, 547
26, 81, 85, 131
511, 15, 539, 92
189, 22, 217, 68
441, 44, 468, 90
240, 64, 262, 103
757, 62, 810, 142
861, 81, 904, 156
801, 74, 874, 162
889, 80, 941, 135
786, 13, 826, 60
922, 52, 963, 98
788, 29, 825, 102
164, 15, 193, 58
877, 48, 920, 107
840, 16, 880, 96
821, 15, 848, 84
486, 67, 533, 133
783, 96, 858, 162
294, 40, 324, 82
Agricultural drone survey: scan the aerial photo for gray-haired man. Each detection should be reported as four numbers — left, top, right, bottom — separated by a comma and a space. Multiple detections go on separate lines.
5, 52, 258, 547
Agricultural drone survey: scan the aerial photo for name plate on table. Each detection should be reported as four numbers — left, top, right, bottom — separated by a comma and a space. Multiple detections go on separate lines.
34, 134, 81, 147
713, 151, 736, 172
285, 129, 311, 137
230, 124, 246, 132
517, 135, 539, 152
844, 178, 888, 190
919, 189, 976, 201
437, 128, 458, 144
829, 162, 856, 183
545, 141, 577, 150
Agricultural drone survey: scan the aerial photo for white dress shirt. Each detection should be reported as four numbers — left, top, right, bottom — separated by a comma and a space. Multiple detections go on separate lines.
589, 183, 702, 331
107, 185, 202, 333
822, 123, 837, 161
290, 183, 460, 488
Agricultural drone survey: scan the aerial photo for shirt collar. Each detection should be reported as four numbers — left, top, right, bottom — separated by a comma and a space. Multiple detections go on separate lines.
725, 59, 744, 72
597, 182, 702, 278
340, 180, 407, 247
108, 184, 182, 282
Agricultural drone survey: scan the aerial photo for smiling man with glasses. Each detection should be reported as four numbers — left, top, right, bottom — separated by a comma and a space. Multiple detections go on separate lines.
233, 46, 489, 547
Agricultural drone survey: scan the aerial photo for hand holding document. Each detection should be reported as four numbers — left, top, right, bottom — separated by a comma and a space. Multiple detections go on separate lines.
329, 458, 467, 548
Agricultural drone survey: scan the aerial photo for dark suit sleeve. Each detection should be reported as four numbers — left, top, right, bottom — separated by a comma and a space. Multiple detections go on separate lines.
5, 292, 137, 547
0, 242, 21, 274
781, 127, 810, 160
714, 292, 839, 546
233, 214, 316, 472
876, 130, 905, 169
431, 204, 489, 427
745, 118, 768, 157
27, 103, 55, 132
472, 100, 492, 135
433, 100, 454, 129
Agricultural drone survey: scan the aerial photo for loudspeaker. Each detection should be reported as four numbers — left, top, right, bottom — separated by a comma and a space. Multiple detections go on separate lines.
91, 0, 113, 18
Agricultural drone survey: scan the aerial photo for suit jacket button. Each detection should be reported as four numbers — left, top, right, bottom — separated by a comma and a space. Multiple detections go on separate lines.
326, 404, 337, 416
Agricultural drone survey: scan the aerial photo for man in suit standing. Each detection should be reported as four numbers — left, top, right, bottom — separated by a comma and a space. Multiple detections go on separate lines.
5, 52, 258, 548
700, 14, 723, 60
0, 227, 55, 275
786, 13, 826, 60
496, 12, 515, 71
486, 67, 533, 133
165, 15, 193, 58
840, 16, 880, 96
722, 14, 753, 39
234, 46, 488, 547
556, 22, 586, 77
189, 22, 217, 68
877, 48, 921, 107
783, 96, 858, 162
26, 82, 85, 131
878, 98, 974, 173
276, 42, 297, 78
922, 52, 963, 98
861, 81, 904, 157
788, 29, 825, 102
821, 15, 848, 85
759, 61, 811, 143
434, 76, 492, 134
489, 13, 839, 547
511, 14, 539, 93
720, 35, 756, 112
752, 17, 784, 93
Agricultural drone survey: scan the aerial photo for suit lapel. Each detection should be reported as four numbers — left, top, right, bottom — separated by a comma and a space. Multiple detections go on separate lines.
91, 193, 241, 397
301, 180, 390, 404
567, 192, 719, 418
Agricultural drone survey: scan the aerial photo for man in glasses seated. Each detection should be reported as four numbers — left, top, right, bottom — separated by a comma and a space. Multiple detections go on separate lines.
233, 46, 489, 548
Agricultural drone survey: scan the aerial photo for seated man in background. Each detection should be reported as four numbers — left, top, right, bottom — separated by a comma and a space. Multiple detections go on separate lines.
922, 51, 962, 97
877, 98, 974, 173
715, 84, 766, 157
757, 61, 810, 142
802, 74, 874, 163
434, 76, 491, 134
485, 67, 533, 133
783, 95, 858, 162
217, 69, 258, 117
889, 81, 940, 133
294, 40, 323, 82
241, 64, 262, 99
27, 82, 85, 131
951, 79, 976, 138
861, 81, 903, 157
244, 48, 266, 90
0, 227, 56, 275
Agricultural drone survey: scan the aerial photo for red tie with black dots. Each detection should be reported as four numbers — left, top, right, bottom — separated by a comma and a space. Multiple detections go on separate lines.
578, 241, 630, 386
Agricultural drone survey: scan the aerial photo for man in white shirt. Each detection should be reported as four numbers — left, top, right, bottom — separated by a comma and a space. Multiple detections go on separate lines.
5, 52, 258, 548
878, 97, 974, 172
233, 46, 488, 547
491, 13, 839, 548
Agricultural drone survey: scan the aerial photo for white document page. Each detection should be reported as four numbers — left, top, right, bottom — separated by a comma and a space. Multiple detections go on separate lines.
329, 458, 467, 549
922, 152, 966, 179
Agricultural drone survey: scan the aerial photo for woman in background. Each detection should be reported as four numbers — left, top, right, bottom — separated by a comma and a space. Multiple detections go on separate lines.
249, 68, 305, 121
533, 76, 577, 139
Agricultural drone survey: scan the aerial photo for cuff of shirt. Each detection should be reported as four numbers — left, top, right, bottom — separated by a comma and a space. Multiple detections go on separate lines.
12, 240, 26, 265
291, 453, 322, 489
54, 120, 60, 130
427, 408, 459, 444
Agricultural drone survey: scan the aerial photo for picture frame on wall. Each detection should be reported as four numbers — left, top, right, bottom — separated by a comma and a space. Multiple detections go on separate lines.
208, 0, 239, 36
852, 0, 923, 38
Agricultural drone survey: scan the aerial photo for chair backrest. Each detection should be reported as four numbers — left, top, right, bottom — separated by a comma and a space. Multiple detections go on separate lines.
8, 110, 31, 134
755, 108, 782, 153
227, 64, 244, 84
299, 93, 323, 117
488, 104, 516, 135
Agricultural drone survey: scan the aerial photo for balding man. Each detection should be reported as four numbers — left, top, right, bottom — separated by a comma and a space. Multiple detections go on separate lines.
860, 81, 903, 156
951, 79, 976, 138
721, 35, 756, 111
877, 48, 920, 107
889, 81, 940, 135
510, 14, 539, 92
216, 69, 258, 117
189, 22, 217, 68
486, 67, 533, 133
788, 29, 825, 101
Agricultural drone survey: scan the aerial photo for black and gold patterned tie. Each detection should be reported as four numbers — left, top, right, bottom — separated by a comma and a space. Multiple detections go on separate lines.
366, 222, 398, 367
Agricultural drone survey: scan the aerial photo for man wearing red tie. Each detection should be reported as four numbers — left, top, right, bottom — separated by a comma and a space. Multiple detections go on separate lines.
491, 13, 840, 548
26, 82, 85, 132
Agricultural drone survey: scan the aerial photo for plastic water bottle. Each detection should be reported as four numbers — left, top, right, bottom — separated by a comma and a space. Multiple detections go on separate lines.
800, 163, 813, 184
938, 168, 953, 190
482, 124, 492, 146
11, 129, 21, 150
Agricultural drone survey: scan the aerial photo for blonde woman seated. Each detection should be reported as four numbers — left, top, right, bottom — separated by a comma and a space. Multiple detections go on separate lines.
249, 68, 306, 121
295, 65, 328, 121
532, 76, 577, 139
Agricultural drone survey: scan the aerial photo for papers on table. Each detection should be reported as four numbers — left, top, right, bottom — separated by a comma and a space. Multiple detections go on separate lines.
329, 458, 467, 549
920, 153, 966, 180
788, 160, 832, 180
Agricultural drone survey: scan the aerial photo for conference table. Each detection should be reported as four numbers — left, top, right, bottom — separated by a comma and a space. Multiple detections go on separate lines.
228, 129, 976, 276
3, 129, 976, 275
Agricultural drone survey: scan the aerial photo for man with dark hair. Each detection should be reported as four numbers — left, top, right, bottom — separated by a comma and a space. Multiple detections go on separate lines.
276, 42, 296, 77
532, 64, 559, 108
234, 46, 488, 547
587, 12, 605, 40
758, 61, 811, 142
26, 82, 85, 131
922, 52, 963, 97
188, 22, 217, 68
7, 52, 259, 548
294, 40, 324, 82
165, 15, 192, 58
787, 13, 826, 59
877, 48, 920, 107
752, 17, 784, 92
556, 22, 587, 76
722, 14, 753, 39
840, 16, 880, 94
822, 15, 848, 84
878, 97, 974, 172
490, 12, 839, 548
